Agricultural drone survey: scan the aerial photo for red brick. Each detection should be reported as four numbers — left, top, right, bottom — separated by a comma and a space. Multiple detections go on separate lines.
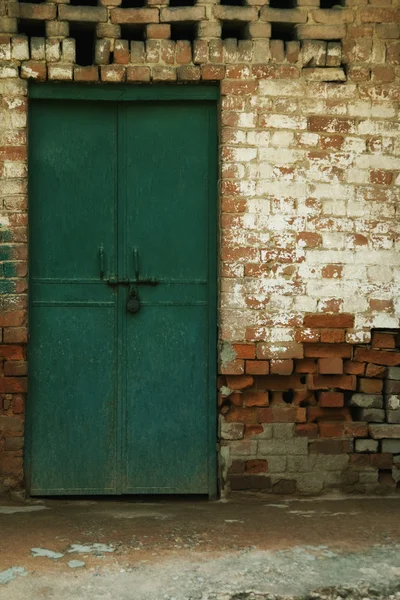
0, 346, 24, 360
0, 312, 26, 327
303, 313, 354, 328
243, 391, 269, 407
307, 374, 356, 391
318, 357, 343, 375
369, 299, 393, 312
319, 421, 344, 438
4, 361, 27, 377
226, 375, 254, 390
308, 117, 355, 134
201, 65, 226, 80
246, 361, 269, 375
322, 265, 343, 279
370, 453, 393, 469
350, 454, 370, 467
245, 459, 268, 474
358, 378, 383, 394
0, 377, 27, 393
295, 329, 320, 343
319, 391, 344, 408
304, 344, 352, 359
220, 359, 245, 376
244, 424, 264, 436
343, 422, 368, 438
3, 327, 28, 344
361, 7, 400, 23
233, 343, 256, 359
365, 363, 387, 379
256, 342, 303, 359
320, 329, 346, 344
344, 360, 366, 376
270, 359, 293, 375
371, 332, 396, 349
296, 232, 322, 248
220, 81, 258, 96
295, 423, 318, 438
354, 348, 400, 366
370, 169, 393, 185
295, 359, 318, 374
126, 66, 151, 82
12, 395, 24, 415
146, 24, 171, 39
308, 406, 352, 422
225, 407, 257, 424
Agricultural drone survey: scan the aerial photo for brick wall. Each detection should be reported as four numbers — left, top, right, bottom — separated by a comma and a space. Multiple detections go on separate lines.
0, 0, 399, 495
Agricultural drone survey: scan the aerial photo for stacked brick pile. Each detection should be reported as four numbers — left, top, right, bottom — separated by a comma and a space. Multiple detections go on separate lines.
1, 0, 400, 495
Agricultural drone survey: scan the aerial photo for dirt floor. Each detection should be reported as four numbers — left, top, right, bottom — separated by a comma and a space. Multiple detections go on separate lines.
1, 494, 400, 599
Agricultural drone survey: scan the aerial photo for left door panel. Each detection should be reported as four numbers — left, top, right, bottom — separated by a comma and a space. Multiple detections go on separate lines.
27, 101, 118, 494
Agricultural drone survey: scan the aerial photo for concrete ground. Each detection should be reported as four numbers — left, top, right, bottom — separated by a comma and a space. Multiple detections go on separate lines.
1, 494, 400, 600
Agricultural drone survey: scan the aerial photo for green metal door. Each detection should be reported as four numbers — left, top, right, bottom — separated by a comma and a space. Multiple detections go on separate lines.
27, 86, 218, 496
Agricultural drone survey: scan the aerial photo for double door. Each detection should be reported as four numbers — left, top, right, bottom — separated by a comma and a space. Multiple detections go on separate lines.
27, 88, 217, 495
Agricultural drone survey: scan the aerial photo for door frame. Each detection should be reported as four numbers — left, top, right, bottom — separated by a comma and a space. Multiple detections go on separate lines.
25, 84, 219, 497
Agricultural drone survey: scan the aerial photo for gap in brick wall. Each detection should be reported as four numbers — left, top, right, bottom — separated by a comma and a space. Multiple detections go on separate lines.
120, 24, 146, 41
121, 0, 146, 7
169, 0, 197, 6
270, 22, 296, 41
70, 0, 98, 5
220, 0, 246, 6
320, 0, 344, 7
170, 22, 196, 41
221, 21, 248, 40
269, 0, 296, 8
17, 18, 46, 38
69, 22, 97, 66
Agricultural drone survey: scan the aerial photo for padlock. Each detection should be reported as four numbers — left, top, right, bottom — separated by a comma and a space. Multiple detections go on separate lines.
126, 288, 140, 314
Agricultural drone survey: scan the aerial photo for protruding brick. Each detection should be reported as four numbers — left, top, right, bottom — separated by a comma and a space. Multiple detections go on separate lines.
318, 358, 343, 375
260, 7, 307, 24
59, 5, 108, 22
319, 392, 344, 408
74, 66, 99, 82
161, 6, 205, 22
296, 24, 346, 40
146, 24, 171, 39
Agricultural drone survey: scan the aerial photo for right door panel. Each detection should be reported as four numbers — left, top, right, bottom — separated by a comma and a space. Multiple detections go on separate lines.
121, 102, 217, 493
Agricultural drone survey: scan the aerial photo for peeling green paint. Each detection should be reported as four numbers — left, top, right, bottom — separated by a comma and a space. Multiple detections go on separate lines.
0, 230, 13, 243
0, 281, 16, 294
0, 245, 12, 261
3, 262, 17, 278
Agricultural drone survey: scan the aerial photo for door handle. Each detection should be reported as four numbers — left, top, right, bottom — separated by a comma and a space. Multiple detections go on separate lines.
98, 245, 158, 286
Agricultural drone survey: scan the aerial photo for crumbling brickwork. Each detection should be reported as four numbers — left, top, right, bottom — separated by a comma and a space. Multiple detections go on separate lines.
0, 0, 399, 495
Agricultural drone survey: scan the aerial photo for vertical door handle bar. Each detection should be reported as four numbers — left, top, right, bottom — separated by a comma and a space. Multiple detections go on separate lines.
133, 247, 139, 282
99, 244, 105, 279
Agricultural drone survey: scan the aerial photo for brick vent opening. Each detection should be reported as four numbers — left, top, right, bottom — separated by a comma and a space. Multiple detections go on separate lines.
270, 0, 296, 8
120, 24, 146, 41
17, 18, 46, 38
70, 22, 96, 66
320, 0, 344, 7
221, 21, 248, 41
271, 22, 296, 41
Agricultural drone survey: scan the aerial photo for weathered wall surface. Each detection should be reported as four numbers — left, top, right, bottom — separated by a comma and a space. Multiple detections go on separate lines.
0, 0, 400, 495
